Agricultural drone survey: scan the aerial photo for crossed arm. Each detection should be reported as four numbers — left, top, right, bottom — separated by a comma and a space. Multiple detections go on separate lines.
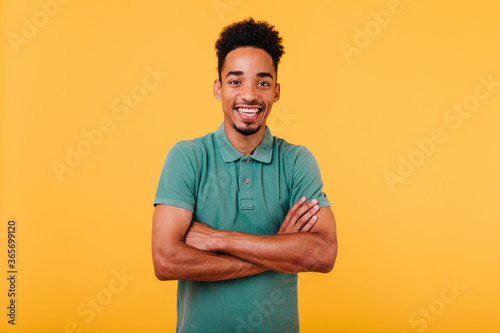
152, 197, 338, 282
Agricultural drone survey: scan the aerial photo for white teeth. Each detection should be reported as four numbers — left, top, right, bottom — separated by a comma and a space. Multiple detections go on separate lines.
237, 107, 260, 115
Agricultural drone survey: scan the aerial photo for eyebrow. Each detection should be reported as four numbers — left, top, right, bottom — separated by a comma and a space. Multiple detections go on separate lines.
225, 71, 274, 79
257, 72, 273, 79
225, 71, 243, 78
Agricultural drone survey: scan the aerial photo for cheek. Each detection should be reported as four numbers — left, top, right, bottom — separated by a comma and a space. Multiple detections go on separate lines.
265, 92, 277, 104
221, 89, 235, 103
222, 98, 235, 112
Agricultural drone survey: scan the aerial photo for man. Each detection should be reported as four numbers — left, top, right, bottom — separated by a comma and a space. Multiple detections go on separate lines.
152, 18, 337, 332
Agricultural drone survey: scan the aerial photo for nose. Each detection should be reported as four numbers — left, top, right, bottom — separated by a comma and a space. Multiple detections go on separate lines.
241, 83, 257, 102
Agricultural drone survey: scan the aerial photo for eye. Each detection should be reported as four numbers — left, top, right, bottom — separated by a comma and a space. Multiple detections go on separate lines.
228, 80, 240, 85
258, 81, 270, 87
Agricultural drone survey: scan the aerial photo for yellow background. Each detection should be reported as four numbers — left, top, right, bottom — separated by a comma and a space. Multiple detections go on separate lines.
1, 0, 499, 332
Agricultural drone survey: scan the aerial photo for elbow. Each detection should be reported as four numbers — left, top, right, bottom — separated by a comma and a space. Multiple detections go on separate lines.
317, 250, 338, 273
153, 258, 171, 281
152, 252, 177, 281
303, 239, 338, 273
323, 240, 338, 273
320, 251, 337, 273
154, 266, 171, 281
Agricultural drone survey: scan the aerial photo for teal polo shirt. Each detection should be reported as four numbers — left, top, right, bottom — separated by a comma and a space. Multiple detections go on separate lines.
154, 122, 330, 333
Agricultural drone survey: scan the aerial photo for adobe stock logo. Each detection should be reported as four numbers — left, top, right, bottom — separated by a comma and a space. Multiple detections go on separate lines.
340, 0, 415, 64
7, 0, 72, 54
56, 267, 135, 333
232, 274, 296, 333
231, 247, 325, 333
213, 0, 243, 21
51, 65, 169, 181
267, 105, 296, 134
401, 277, 467, 333
385, 74, 499, 192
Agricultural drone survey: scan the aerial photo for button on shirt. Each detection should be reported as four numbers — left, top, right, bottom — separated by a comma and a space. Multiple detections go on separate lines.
154, 122, 330, 332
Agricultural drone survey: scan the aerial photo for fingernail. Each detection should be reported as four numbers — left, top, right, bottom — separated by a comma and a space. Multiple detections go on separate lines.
312, 199, 318, 204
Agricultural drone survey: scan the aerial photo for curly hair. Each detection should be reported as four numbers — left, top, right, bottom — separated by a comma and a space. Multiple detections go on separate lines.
215, 17, 285, 80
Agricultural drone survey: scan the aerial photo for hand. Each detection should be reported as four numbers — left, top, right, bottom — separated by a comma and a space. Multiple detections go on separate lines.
184, 221, 219, 252
277, 197, 320, 234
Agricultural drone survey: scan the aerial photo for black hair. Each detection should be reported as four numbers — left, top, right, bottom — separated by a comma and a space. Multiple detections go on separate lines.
215, 17, 285, 80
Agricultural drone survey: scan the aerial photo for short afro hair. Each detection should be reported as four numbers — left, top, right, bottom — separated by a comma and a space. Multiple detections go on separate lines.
215, 17, 285, 80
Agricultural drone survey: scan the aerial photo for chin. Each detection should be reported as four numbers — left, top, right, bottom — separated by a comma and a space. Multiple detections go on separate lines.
233, 123, 261, 136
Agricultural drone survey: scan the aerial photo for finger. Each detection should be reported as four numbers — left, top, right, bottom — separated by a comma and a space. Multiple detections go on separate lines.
292, 203, 319, 232
300, 215, 318, 232
278, 196, 307, 233
287, 196, 307, 217
290, 199, 318, 227
281, 198, 316, 233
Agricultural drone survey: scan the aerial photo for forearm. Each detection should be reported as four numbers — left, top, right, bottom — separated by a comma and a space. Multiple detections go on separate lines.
182, 205, 337, 275
213, 231, 336, 274
153, 240, 267, 282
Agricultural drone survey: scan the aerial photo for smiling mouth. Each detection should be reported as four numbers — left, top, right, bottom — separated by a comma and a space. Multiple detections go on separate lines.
236, 107, 262, 116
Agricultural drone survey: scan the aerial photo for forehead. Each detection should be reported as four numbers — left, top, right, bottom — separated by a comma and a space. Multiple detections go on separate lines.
222, 47, 275, 75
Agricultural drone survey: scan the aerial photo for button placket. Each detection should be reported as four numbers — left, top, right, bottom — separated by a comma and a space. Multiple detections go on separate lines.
239, 158, 254, 209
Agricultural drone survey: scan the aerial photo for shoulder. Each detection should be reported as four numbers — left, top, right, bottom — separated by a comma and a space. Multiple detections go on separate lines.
168, 132, 216, 159
272, 136, 315, 164
271, 137, 323, 186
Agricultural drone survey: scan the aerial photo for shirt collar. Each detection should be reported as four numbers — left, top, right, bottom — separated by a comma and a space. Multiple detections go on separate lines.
215, 122, 273, 164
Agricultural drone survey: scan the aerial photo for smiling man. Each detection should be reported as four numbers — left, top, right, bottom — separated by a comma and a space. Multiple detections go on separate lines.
152, 18, 337, 332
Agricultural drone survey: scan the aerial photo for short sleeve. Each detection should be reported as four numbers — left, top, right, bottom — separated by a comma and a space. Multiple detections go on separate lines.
290, 146, 330, 208
154, 142, 197, 211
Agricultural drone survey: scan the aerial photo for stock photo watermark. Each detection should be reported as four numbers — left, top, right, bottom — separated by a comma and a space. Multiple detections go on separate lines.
56, 267, 135, 333
267, 105, 296, 133
213, 0, 243, 21
401, 277, 467, 333
231, 273, 314, 333
7, 0, 72, 54
233, 286, 287, 333
385, 73, 499, 192
51, 65, 169, 181
231, 247, 323, 333
5, 220, 18, 325
340, 0, 415, 64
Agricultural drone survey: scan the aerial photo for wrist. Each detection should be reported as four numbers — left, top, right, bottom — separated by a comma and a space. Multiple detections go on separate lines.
211, 229, 229, 252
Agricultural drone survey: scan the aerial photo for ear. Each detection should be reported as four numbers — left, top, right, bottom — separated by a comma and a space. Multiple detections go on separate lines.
213, 79, 222, 101
274, 82, 281, 103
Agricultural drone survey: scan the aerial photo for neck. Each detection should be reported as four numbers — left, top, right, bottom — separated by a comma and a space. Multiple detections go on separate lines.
224, 123, 265, 156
